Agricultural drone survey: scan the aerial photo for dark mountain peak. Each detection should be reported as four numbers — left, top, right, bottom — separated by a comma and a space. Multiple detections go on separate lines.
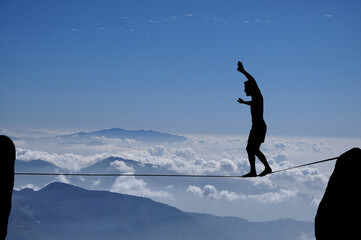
91, 128, 126, 134
18, 188, 35, 193
15, 187, 36, 199
82, 156, 177, 177
15, 159, 61, 170
81, 156, 130, 173
58, 128, 187, 142
40, 182, 87, 194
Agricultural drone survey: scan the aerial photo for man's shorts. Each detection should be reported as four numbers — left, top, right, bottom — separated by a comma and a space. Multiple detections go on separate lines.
248, 121, 267, 144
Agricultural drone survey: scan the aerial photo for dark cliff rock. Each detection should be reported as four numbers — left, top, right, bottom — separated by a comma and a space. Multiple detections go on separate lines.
315, 147, 361, 239
0, 136, 16, 240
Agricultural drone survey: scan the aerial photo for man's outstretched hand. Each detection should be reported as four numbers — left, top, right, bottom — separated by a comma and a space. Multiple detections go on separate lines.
237, 61, 244, 72
237, 98, 245, 104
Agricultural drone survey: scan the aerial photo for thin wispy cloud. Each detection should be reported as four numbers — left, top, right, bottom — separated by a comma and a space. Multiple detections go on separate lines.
67, 11, 281, 36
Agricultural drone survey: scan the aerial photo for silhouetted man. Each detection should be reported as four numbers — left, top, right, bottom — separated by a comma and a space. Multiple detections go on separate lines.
237, 62, 272, 177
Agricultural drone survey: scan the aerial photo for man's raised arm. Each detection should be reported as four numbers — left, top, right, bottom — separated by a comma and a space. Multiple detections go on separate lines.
237, 61, 257, 84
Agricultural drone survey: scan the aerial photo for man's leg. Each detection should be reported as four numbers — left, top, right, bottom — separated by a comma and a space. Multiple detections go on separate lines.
256, 148, 272, 176
242, 142, 257, 177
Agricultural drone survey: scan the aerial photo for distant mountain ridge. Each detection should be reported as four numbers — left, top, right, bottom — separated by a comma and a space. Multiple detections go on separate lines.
8, 182, 313, 240
15, 159, 61, 173
57, 128, 187, 142
14, 156, 180, 192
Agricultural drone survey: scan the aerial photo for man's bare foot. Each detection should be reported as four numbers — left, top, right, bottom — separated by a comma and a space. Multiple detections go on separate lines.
242, 171, 257, 178
258, 167, 272, 177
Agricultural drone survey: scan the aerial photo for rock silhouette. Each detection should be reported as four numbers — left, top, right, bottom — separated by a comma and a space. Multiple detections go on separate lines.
315, 147, 361, 239
0, 136, 16, 240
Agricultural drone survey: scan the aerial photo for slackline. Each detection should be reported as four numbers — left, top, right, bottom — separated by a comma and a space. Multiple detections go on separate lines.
14, 156, 338, 178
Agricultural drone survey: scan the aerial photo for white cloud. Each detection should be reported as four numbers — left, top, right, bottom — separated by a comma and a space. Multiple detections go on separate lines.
186, 185, 203, 197
247, 189, 297, 203
55, 174, 70, 184
274, 142, 287, 150
175, 148, 195, 159
203, 185, 219, 199
219, 190, 240, 201
273, 153, 288, 163
16, 148, 117, 171
270, 166, 329, 195
109, 160, 134, 173
92, 179, 101, 186
220, 159, 238, 173
186, 184, 297, 203
149, 145, 166, 156
111, 176, 173, 200
249, 176, 275, 188
184, 13, 193, 17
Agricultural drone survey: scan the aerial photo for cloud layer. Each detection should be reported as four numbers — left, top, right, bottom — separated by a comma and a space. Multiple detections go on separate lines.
186, 184, 297, 203
111, 176, 173, 200
13, 133, 361, 221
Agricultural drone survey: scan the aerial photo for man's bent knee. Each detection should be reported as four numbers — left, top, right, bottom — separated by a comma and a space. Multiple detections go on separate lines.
247, 142, 261, 155
246, 144, 256, 155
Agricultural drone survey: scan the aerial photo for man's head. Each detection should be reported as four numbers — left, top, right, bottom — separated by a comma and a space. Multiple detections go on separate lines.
244, 81, 258, 96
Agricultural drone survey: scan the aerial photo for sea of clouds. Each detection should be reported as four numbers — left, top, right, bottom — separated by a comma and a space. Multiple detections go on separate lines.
8, 129, 361, 221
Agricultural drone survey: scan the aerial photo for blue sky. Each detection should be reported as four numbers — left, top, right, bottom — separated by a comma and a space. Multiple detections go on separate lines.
1, 0, 361, 137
